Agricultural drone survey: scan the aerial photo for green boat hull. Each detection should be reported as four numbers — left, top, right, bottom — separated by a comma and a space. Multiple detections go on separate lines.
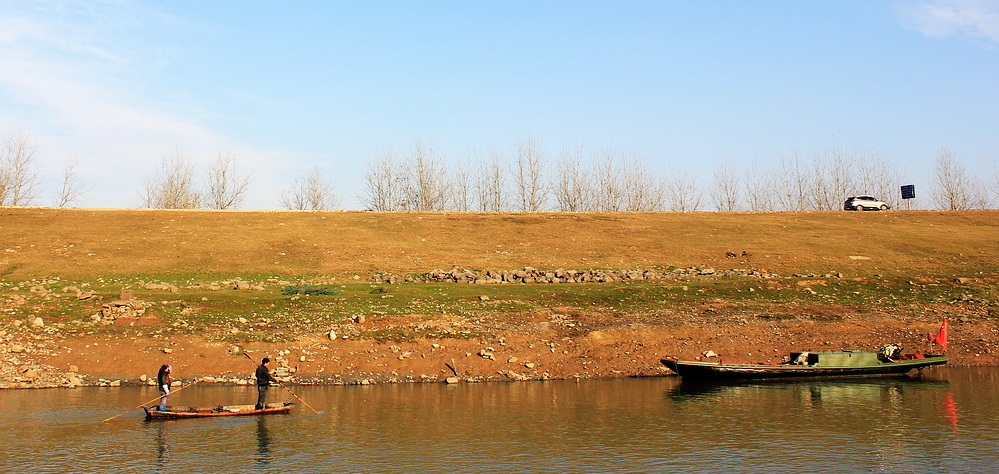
662, 351, 947, 380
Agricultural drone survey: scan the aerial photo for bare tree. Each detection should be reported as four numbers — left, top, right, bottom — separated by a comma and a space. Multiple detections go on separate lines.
279, 166, 340, 210
54, 159, 88, 207
0, 130, 42, 206
514, 136, 547, 211
450, 157, 474, 211
663, 168, 702, 212
205, 150, 250, 209
855, 150, 901, 209
475, 150, 506, 212
621, 154, 664, 211
991, 164, 999, 207
360, 150, 405, 211
553, 144, 592, 212
402, 141, 449, 211
777, 151, 809, 211
593, 151, 623, 212
810, 147, 857, 211
142, 150, 201, 209
743, 160, 774, 212
931, 149, 990, 210
710, 161, 741, 212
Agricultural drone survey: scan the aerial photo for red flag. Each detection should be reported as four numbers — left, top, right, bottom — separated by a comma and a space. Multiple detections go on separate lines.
931, 318, 948, 351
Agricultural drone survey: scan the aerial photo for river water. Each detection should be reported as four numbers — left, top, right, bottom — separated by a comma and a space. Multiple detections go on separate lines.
1, 367, 996, 473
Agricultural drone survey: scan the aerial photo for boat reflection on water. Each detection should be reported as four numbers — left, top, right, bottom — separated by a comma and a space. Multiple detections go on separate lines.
665, 375, 961, 451
667, 377, 952, 404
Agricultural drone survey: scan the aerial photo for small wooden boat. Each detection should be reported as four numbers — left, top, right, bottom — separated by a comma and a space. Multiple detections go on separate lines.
662, 349, 946, 380
143, 402, 295, 420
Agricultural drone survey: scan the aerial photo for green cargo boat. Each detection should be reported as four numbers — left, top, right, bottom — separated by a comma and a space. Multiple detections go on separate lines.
662, 349, 947, 380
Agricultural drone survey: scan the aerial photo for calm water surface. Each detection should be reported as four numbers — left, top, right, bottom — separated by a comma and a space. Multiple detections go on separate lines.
0, 367, 995, 473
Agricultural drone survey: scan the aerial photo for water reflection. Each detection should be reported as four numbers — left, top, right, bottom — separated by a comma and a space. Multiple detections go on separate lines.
149, 420, 170, 471
667, 377, 951, 404
1, 368, 995, 472
255, 417, 272, 468
941, 392, 959, 433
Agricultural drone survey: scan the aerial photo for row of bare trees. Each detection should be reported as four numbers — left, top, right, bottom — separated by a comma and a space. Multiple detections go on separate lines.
2, 129, 996, 210
140, 150, 344, 210
360, 140, 996, 212
361, 139, 699, 212
932, 150, 993, 210
1, 130, 86, 207
140, 149, 251, 209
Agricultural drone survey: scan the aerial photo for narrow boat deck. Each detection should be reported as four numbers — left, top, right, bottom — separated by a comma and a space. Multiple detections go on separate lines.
143, 402, 294, 419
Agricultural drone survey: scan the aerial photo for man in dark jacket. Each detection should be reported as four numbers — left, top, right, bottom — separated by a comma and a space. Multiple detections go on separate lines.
255, 357, 278, 410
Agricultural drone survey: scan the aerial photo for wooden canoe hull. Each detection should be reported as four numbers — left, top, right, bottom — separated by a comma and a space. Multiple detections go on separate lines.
143, 403, 294, 419
662, 352, 947, 380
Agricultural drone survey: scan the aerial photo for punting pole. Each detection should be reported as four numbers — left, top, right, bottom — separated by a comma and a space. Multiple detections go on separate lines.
242, 351, 321, 415
100, 379, 201, 423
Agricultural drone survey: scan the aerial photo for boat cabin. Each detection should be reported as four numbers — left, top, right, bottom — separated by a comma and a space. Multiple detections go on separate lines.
787, 351, 884, 367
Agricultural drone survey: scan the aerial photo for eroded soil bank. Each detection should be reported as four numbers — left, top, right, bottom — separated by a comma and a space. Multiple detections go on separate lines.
5, 301, 994, 389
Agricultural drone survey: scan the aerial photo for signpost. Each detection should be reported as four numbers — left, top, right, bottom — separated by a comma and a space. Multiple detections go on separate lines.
900, 184, 915, 210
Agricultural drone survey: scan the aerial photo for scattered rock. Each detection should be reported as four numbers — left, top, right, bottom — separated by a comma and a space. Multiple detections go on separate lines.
100, 300, 147, 322
144, 282, 178, 292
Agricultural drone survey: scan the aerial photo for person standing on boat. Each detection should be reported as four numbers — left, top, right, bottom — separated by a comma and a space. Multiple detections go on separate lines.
157, 365, 172, 411
255, 358, 279, 410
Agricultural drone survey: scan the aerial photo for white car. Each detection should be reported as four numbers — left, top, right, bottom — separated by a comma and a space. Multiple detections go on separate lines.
844, 195, 890, 211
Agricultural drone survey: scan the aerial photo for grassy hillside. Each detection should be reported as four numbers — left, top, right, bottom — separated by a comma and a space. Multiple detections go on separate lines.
1, 208, 997, 385
1, 208, 996, 280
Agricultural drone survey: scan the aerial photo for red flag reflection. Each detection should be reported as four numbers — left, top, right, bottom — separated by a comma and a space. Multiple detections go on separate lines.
942, 392, 959, 433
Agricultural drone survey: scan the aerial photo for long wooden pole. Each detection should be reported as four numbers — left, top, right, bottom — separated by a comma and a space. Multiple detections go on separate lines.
100, 379, 201, 423
242, 351, 321, 415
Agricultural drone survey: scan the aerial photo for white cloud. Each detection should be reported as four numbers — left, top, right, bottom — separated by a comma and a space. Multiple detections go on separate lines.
900, 0, 999, 43
0, 1, 289, 208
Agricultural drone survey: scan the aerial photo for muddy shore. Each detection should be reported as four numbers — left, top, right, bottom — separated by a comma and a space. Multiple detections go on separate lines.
3, 312, 992, 390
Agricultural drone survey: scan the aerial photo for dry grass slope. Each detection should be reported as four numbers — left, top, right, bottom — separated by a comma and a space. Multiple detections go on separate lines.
1, 208, 997, 280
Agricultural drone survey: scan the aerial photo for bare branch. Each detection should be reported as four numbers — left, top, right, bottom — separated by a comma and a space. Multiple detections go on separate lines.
621, 153, 663, 211
475, 150, 506, 212
0, 130, 42, 206
663, 167, 702, 212
360, 150, 404, 211
710, 161, 741, 212
205, 149, 251, 209
280, 166, 340, 210
743, 160, 775, 212
402, 141, 449, 211
553, 144, 592, 212
450, 157, 474, 212
141, 149, 201, 209
593, 151, 622, 212
514, 136, 547, 211
931, 149, 988, 210
54, 159, 88, 207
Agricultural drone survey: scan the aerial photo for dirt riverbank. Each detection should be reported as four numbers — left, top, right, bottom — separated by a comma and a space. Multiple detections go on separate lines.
1, 209, 996, 388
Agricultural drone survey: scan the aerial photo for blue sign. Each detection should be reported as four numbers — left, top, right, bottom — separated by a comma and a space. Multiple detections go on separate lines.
901, 185, 915, 200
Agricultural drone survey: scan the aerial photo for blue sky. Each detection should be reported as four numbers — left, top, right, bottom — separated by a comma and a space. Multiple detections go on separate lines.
1, 0, 996, 209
